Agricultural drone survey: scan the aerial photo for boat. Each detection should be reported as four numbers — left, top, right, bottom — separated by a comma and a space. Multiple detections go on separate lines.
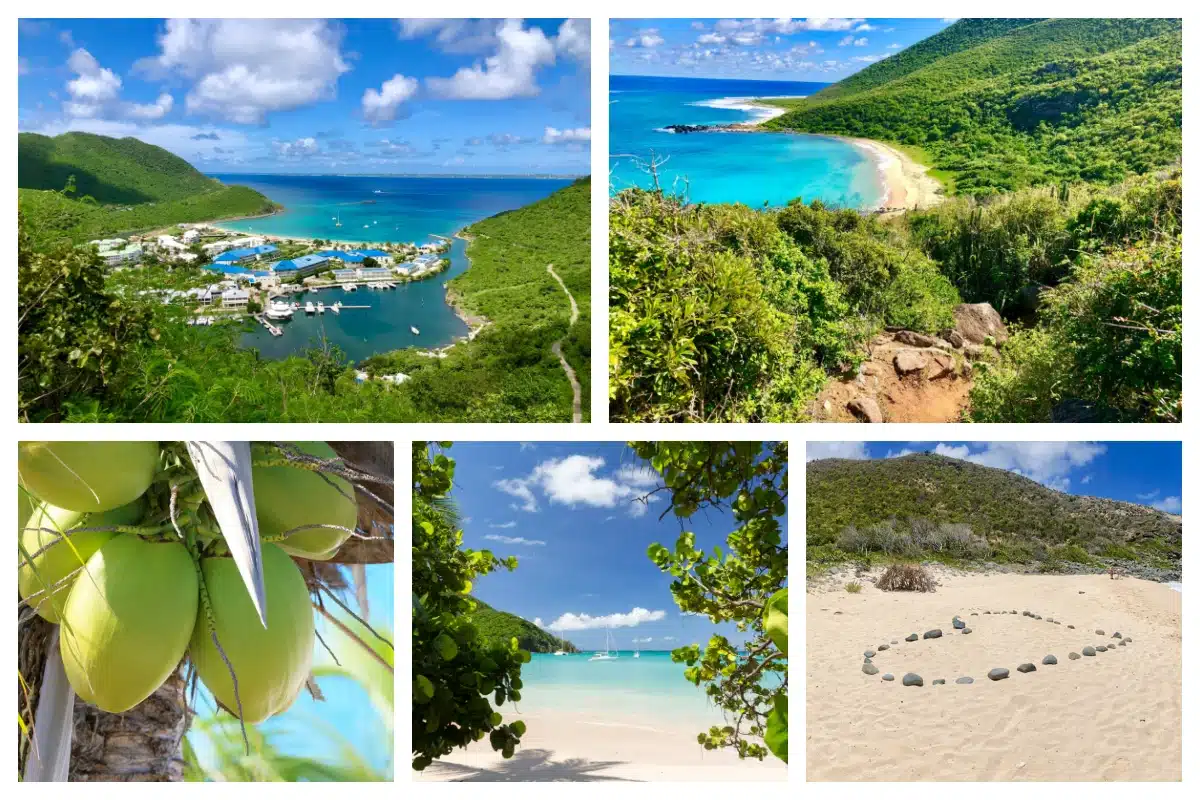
334, 212, 342, 228
553, 628, 568, 656
265, 301, 294, 320
634, 650, 640, 659
317, 301, 325, 314
304, 301, 315, 314
410, 325, 420, 335
344, 283, 357, 292
589, 628, 618, 661
330, 302, 341, 314
373, 189, 383, 194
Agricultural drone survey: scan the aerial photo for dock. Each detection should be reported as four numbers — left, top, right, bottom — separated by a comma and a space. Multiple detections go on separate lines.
253, 314, 284, 336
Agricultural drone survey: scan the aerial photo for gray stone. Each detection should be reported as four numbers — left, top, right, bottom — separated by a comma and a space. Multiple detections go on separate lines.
1068, 625, 1075, 629
923, 629, 943, 640
878, 644, 890, 651
894, 349, 929, 375
891, 640, 898, 644
943, 329, 965, 348
962, 627, 972, 634
988, 668, 1010, 681
953, 302, 1009, 345
905, 633, 918, 642
1112, 632, 1122, 639
1035, 615, 1043, 620
864, 650, 876, 658
952, 617, 966, 630
1047, 618, 1055, 624
1083, 647, 1096, 656
1042, 655, 1058, 665
971, 612, 978, 616
1069, 652, 1081, 660
902, 673, 923, 687
863, 662, 879, 675
956, 677, 974, 684
1095, 629, 1105, 636
984, 611, 992, 615
1017, 663, 1037, 673
847, 396, 884, 424
932, 679, 946, 686
895, 330, 938, 347
1096, 645, 1108, 652
1119, 640, 1128, 646
1124, 638, 1133, 644
883, 673, 895, 681
1023, 611, 1033, 617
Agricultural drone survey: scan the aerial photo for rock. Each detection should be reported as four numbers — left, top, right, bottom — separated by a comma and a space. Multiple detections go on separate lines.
963, 342, 985, 360
1069, 652, 1081, 660
847, 396, 883, 423
834, 611, 843, 615
984, 611, 992, 615
1017, 663, 1036, 673
923, 629, 942, 640
970, 612, 978, 616
863, 662, 879, 675
1047, 618, 1055, 623
1083, 647, 1096, 657
1124, 638, 1133, 645
1068, 625, 1075, 629
988, 668, 1010, 681
1112, 632, 1122, 639
962, 628, 972, 634
894, 349, 929, 375
960, 361, 974, 379
953, 302, 1009, 345
1022, 611, 1032, 617
1119, 640, 1127, 646
864, 650, 876, 659
861, 363, 879, 376
1096, 645, 1108, 652
926, 350, 956, 380
883, 673, 895, 681
952, 617, 966, 630
1042, 655, 1058, 665
902, 673, 923, 687
941, 329, 965, 348
895, 330, 938, 347
1035, 615, 1043, 620
905, 633, 918, 642
891, 640, 898, 644
1054, 621, 1062, 625
878, 644, 890, 651
932, 679, 946, 686
1095, 629, 1105, 636
956, 677, 974, 684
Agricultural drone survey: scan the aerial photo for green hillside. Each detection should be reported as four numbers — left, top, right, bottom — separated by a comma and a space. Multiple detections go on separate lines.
469, 597, 577, 654
764, 18, 1182, 194
17, 132, 277, 245
807, 454, 1181, 571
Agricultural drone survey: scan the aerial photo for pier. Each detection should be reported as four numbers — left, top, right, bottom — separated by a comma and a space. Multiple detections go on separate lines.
253, 314, 284, 336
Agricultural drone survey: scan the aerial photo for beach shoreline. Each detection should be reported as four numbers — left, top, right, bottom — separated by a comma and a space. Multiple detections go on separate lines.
808, 568, 1181, 781
413, 707, 787, 782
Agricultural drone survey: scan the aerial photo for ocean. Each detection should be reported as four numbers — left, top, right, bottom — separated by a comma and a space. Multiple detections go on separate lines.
206, 174, 573, 359
610, 74, 885, 209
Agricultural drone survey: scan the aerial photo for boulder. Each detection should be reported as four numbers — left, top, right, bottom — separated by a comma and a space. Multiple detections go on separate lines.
847, 396, 884, 423
1118, 640, 1128, 646
956, 677, 974, 684
923, 629, 943, 640
864, 650, 876, 659
894, 349, 928, 375
1083, 647, 1096, 656
1096, 645, 1108, 652
1017, 663, 1036, 673
895, 330, 938, 347
1069, 652, 1081, 660
1068, 625, 1075, 629
883, 673, 895, 681
1124, 638, 1133, 645
988, 668, 1009, 681
878, 644, 890, 651
953, 303, 1009, 345
940, 329, 965, 348
1112, 632, 1122, 639
1042, 655, 1058, 665
905, 633, 918, 642
1095, 629, 1105, 636
952, 616, 966, 630
863, 662, 879, 675
932, 679, 946, 686
962, 628, 972, 634
926, 350, 956, 380
902, 673, 923, 687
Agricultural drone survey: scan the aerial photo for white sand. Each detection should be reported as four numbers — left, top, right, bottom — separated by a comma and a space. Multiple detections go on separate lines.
413, 707, 788, 782
808, 570, 1181, 780
842, 137, 944, 215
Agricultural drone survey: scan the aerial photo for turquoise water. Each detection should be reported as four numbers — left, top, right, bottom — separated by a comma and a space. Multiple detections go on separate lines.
610, 74, 885, 209
206, 174, 573, 359
514, 651, 780, 727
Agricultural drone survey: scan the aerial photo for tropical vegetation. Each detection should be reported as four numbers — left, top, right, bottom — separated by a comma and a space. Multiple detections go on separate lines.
470, 597, 578, 654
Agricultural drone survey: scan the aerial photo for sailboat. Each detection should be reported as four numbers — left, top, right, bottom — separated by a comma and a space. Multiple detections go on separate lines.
589, 628, 618, 661
552, 628, 567, 656
634, 649, 640, 658
334, 212, 343, 228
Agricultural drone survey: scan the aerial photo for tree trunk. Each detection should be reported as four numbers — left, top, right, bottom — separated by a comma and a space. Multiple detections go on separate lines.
18, 610, 188, 782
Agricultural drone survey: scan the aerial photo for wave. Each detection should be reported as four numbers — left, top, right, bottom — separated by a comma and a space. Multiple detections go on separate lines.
686, 95, 802, 123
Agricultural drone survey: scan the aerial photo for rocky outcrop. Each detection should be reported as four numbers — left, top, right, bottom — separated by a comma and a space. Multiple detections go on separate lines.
953, 303, 1009, 345
847, 396, 883, 423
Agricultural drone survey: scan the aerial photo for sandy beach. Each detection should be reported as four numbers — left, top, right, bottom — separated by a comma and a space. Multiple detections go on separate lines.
413, 707, 788, 782
808, 569, 1181, 781
841, 137, 944, 215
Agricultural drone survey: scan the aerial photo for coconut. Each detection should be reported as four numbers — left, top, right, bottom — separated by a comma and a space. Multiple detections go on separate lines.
18, 441, 160, 513
59, 536, 198, 713
191, 543, 314, 723
252, 442, 356, 560
19, 498, 145, 622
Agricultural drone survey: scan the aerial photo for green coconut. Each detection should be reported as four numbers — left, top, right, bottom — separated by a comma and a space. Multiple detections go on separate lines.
191, 543, 314, 723
252, 442, 356, 560
19, 498, 145, 623
59, 536, 198, 713
18, 441, 160, 513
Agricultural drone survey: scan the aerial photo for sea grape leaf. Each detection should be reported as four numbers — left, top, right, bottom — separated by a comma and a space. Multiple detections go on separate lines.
765, 694, 788, 764
764, 588, 788, 658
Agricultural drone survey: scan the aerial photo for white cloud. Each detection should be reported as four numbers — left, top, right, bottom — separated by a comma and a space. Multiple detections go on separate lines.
632, 637, 653, 643
625, 29, 665, 48
855, 23, 876, 32
543, 125, 590, 144
1081, 475, 1092, 485
549, 607, 667, 631
1136, 490, 1161, 500
484, 534, 546, 546
22, 117, 250, 161
697, 33, 726, 45
488, 521, 517, 529
1151, 496, 1182, 514
533, 617, 545, 628
495, 476, 539, 512
426, 19, 556, 100
838, 36, 854, 46
272, 137, 319, 158
497, 453, 658, 517
556, 19, 590, 62
125, 93, 175, 121
64, 48, 121, 117
662, 636, 676, 641
888, 43, 902, 49
361, 74, 418, 124
398, 19, 500, 54
136, 18, 348, 124
935, 442, 1106, 492
853, 38, 869, 47
806, 442, 868, 462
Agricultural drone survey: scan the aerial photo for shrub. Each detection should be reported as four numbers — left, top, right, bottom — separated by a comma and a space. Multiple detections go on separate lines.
877, 563, 937, 592
845, 581, 862, 593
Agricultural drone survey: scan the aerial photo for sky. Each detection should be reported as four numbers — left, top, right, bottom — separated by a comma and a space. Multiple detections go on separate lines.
445, 442, 788, 652
18, 18, 590, 176
806, 442, 1183, 516
610, 17, 955, 81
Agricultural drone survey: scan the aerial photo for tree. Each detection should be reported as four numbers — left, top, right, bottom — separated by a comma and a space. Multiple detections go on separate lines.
637, 441, 789, 763
411, 443, 529, 772
361, 257, 380, 269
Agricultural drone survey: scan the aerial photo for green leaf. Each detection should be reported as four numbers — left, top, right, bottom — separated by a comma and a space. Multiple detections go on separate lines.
765, 694, 788, 764
433, 633, 458, 661
764, 588, 788, 658
413, 675, 434, 704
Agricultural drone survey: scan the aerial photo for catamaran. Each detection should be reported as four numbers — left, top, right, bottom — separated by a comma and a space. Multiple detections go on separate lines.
589, 628, 618, 661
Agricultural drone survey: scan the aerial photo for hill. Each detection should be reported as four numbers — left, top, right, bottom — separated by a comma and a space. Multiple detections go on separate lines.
764, 18, 1182, 194
17, 132, 277, 245
806, 454, 1181, 573
469, 597, 577, 654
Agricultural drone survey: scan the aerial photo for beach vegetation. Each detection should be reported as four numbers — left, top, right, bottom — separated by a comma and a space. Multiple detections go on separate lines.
640, 441, 788, 762
845, 581, 862, 593
877, 564, 938, 592
469, 596, 578, 654
412, 443, 530, 772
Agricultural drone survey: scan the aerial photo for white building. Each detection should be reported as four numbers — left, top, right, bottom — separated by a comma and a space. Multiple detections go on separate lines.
221, 288, 250, 309
182, 229, 200, 244
98, 243, 143, 267
203, 241, 232, 256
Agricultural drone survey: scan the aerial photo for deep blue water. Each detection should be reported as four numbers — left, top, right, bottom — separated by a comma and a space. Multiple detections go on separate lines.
204, 174, 573, 359
610, 74, 884, 208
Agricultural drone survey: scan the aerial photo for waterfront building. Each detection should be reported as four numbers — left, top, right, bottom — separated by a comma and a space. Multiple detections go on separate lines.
273, 254, 330, 279
221, 288, 250, 309
213, 244, 278, 265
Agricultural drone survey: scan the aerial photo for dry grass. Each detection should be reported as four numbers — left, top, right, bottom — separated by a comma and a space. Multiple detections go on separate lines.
877, 563, 938, 592
845, 581, 863, 593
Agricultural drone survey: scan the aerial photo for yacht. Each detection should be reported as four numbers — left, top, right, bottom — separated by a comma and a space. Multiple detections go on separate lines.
265, 301, 294, 320
410, 325, 420, 335
589, 628, 618, 662
317, 301, 325, 314
330, 302, 341, 314
304, 301, 315, 314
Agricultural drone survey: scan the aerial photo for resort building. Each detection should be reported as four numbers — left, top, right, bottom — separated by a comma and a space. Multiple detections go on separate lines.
213, 244, 278, 265
95, 241, 143, 267
156, 235, 188, 252
332, 268, 359, 282
221, 288, 250, 309
360, 267, 393, 280
181, 229, 201, 244
273, 254, 330, 280
352, 248, 393, 266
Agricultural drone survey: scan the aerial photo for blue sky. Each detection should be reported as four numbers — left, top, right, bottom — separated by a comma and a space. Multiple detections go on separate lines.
18, 18, 590, 175
611, 17, 955, 81
806, 442, 1183, 516
446, 442, 788, 652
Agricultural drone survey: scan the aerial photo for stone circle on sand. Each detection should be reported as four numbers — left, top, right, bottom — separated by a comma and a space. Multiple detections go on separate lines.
858, 609, 1133, 687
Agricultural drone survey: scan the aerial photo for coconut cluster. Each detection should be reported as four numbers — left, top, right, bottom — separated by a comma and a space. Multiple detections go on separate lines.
17, 441, 358, 720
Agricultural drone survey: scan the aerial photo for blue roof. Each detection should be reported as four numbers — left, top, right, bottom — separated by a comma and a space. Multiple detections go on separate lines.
337, 252, 365, 263
274, 254, 329, 271
214, 244, 278, 262
353, 249, 389, 258
316, 249, 346, 258
204, 264, 270, 278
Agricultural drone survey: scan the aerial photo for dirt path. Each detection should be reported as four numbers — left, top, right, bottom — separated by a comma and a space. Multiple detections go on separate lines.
547, 264, 582, 422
